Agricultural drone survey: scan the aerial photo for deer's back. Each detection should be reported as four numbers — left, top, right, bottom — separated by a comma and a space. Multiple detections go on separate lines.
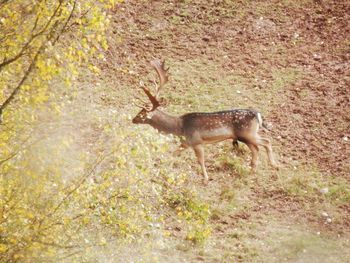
180, 109, 259, 144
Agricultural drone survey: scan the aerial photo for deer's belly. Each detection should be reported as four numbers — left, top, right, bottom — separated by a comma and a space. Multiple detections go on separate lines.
200, 127, 233, 143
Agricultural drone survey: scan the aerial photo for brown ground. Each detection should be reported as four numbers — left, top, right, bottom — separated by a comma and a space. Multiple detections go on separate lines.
104, 0, 349, 180
92, 0, 350, 260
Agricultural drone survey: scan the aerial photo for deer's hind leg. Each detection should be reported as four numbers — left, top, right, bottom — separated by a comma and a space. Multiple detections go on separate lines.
245, 143, 259, 173
256, 136, 278, 169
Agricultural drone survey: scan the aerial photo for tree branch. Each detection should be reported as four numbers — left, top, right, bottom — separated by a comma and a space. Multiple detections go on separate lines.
0, 0, 62, 72
0, 0, 65, 122
52, 1, 77, 45
47, 142, 123, 218
0, 44, 44, 123
0, 0, 12, 10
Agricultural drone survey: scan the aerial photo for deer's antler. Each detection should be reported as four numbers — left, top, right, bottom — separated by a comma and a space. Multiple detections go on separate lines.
138, 59, 169, 111
141, 86, 160, 111
150, 59, 169, 99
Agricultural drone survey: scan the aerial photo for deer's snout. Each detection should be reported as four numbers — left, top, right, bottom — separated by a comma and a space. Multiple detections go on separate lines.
132, 116, 141, 124
132, 111, 147, 124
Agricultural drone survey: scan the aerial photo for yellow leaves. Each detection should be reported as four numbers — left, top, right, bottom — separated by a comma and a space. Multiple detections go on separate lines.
13, 254, 24, 260
101, 39, 108, 50
46, 247, 56, 257
0, 244, 7, 253
89, 46, 97, 56
0, 0, 112, 132
64, 47, 76, 61
52, 103, 62, 114
32, 92, 49, 104
8, 238, 17, 245
0, 17, 6, 25
22, 85, 31, 91
88, 64, 100, 74
27, 212, 35, 220
102, 0, 124, 9
163, 230, 171, 237
67, 62, 79, 76
81, 38, 89, 50
99, 237, 107, 246
0, 1, 215, 260
64, 77, 72, 86
82, 216, 90, 225
96, 34, 103, 43
186, 227, 211, 245
36, 57, 60, 81
63, 217, 71, 226
0, 116, 213, 261
167, 177, 175, 184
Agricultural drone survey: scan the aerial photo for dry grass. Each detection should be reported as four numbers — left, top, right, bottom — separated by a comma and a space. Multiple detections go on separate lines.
24, 0, 350, 261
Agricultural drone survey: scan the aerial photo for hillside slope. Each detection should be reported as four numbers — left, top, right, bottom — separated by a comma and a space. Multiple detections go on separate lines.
104, 0, 349, 179
62, 0, 350, 261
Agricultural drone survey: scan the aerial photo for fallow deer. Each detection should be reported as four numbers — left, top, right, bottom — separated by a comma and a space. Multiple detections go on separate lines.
132, 59, 278, 184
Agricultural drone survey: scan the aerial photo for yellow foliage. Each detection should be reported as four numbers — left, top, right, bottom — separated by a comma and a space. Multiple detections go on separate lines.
0, 1, 215, 261
0, 244, 7, 253
0, 0, 117, 261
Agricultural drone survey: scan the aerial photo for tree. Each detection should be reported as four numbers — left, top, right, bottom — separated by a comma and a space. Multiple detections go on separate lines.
0, 0, 114, 121
0, 0, 118, 260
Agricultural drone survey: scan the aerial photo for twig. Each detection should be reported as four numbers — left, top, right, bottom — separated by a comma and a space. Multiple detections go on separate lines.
48, 143, 123, 217
0, 1, 63, 72
0, 0, 65, 122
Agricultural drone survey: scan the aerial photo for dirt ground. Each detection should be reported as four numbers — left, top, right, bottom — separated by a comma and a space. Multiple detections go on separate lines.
91, 0, 350, 261
104, 0, 349, 180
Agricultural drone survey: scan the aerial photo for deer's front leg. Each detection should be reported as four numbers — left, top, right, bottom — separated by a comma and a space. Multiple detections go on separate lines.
174, 141, 189, 156
192, 144, 209, 184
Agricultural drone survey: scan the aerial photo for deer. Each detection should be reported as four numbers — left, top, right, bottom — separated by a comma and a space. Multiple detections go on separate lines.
132, 59, 278, 184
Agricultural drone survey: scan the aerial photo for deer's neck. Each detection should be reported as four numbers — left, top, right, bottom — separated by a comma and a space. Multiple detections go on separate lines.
148, 110, 183, 136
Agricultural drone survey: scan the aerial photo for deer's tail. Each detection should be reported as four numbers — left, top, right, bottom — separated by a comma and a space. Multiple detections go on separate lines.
256, 112, 269, 131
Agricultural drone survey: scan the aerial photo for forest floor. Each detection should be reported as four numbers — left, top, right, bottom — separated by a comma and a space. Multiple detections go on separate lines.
56, 0, 350, 262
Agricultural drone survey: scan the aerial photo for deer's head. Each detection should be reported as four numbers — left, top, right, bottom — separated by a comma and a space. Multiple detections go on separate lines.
132, 59, 169, 124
